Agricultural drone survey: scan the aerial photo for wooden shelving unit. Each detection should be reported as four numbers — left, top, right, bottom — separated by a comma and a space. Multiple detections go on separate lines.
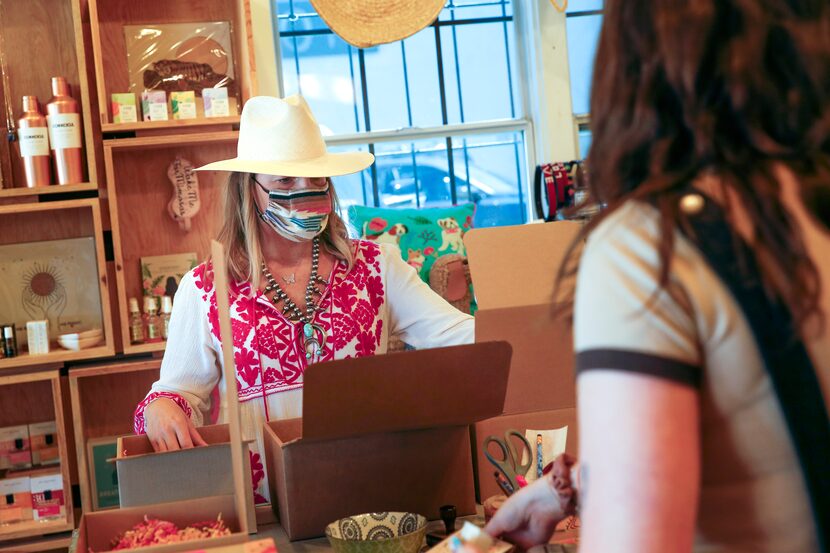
69, 359, 161, 513
0, 0, 100, 194
0, 370, 75, 542
0, 183, 97, 200
88, 0, 256, 131
0, 199, 115, 367
104, 132, 238, 353
102, 116, 240, 134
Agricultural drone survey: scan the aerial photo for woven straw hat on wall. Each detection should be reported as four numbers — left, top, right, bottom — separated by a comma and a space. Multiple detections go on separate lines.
310, 0, 446, 48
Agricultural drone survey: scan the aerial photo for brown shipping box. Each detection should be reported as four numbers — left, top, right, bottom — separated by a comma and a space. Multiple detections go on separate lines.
73, 241, 252, 552
113, 423, 256, 530
466, 222, 583, 501
263, 341, 512, 541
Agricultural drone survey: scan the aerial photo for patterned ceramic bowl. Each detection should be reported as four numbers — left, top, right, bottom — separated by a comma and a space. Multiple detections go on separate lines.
326, 512, 427, 553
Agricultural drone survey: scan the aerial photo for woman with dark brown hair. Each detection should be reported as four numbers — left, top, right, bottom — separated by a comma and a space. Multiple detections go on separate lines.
485, 1, 830, 552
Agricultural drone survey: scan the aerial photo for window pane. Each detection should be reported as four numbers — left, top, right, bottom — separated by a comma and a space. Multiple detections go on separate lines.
566, 0, 603, 13
577, 128, 592, 159
279, 34, 365, 135
566, 14, 602, 115
329, 144, 374, 223
438, 0, 513, 21
440, 21, 519, 124
274, 0, 328, 34
452, 132, 526, 227
363, 28, 443, 130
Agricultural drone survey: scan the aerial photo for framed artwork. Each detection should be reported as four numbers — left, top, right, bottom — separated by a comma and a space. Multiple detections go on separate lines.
123, 21, 238, 105
87, 437, 119, 510
140, 252, 199, 300
0, 237, 103, 346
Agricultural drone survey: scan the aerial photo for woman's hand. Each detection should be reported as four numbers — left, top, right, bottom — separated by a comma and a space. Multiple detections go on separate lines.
143, 398, 208, 452
483, 472, 570, 551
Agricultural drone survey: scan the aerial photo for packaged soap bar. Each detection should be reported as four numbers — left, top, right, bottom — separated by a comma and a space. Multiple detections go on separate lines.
171, 91, 197, 120
0, 476, 33, 525
26, 320, 49, 355
111, 93, 138, 123
0, 425, 32, 470
203, 88, 230, 118
31, 473, 64, 522
141, 90, 168, 121
29, 421, 59, 466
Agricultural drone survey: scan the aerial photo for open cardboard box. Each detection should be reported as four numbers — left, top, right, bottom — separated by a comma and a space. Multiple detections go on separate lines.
263, 341, 512, 541
113, 423, 256, 530
466, 222, 583, 501
73, 242, 252, 552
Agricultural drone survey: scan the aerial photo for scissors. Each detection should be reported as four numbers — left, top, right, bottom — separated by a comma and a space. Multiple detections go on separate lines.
483, 429, 533, 491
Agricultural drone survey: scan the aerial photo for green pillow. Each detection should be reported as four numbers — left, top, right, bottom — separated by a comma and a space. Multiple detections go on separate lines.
348, 204, 476, 283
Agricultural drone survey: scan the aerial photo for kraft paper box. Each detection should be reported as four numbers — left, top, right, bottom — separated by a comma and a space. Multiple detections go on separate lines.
141, 90, 169, 121
31, 472, 65, 521
203, 88, 230, 118
29, 421, 60, 466
73, 495, 247, 553
171, 91, 197, 120
0, 424, 32, 470
111, 93, 138, 123
113, 424, 256, 531
465, 222, 582, 501
0, 476, 33, 525
182, 538, 276, 553
263, 341, 512, 541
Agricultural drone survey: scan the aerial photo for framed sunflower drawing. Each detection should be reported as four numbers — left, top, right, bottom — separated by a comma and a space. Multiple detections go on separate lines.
0, 237, 103, 348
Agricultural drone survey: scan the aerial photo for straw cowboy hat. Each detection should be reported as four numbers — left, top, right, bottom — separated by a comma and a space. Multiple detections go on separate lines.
195, 95, 374, 177
310, 0, 446, 48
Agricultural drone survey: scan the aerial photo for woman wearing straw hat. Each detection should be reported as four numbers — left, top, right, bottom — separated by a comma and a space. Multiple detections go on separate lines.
133, 95, 475, 503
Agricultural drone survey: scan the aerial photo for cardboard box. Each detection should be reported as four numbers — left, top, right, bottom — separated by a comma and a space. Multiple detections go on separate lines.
73, 241, 253, 552
0, 425, 32, 470
113, 424, 256, 530
466, 222, 583, 501
29, 421, 60, 466
182, 538, 276, 553
31, 472, 65, 521
0, 476, 33, 524
73, 495, 246, 553
263, 341, 512, 541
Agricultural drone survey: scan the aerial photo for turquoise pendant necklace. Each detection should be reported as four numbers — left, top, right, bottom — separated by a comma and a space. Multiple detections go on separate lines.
262, 236, 329, 361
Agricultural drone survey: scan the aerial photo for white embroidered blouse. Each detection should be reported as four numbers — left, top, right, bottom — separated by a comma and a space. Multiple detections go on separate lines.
134, 240, 474, 503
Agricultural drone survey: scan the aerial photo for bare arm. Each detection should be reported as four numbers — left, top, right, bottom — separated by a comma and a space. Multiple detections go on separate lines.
577, 369, 700, 553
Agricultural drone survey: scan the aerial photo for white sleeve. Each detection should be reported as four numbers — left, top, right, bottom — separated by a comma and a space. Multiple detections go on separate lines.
148, 270, 221, 426
382, 244, 475, 348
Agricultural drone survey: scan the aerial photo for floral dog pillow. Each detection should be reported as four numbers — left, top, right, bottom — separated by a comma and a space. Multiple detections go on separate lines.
348, 204, 476, 283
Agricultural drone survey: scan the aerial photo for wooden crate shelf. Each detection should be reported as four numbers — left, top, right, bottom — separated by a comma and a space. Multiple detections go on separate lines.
0, 183, 97, 200
0, 0, 100, 191
104, 132, 237, 352
69, 359, 161, 513
0, 199, 115, 370
0, 531, 72, 552
102, 116, 240, 134
88, 0, 256, 130
0, 370, 75, 543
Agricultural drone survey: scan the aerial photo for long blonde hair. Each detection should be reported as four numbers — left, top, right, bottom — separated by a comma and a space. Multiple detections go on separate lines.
217, 172, 355, 285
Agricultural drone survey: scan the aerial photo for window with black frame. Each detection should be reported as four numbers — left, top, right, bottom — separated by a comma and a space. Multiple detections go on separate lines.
273, 0, 529, 228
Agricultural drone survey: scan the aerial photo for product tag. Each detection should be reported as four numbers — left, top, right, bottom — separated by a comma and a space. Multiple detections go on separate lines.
47, 113, 81, 149
18, 127, 50, 156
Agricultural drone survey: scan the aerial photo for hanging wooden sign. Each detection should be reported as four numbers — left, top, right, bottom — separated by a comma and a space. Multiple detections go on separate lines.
166, 156, 201, 231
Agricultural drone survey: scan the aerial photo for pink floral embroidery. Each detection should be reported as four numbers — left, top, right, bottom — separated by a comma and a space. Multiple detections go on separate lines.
133, 391, 193, 435
189, 240, 386, 404
249, 450, 267, 505
235, 347, 260, 388
355, 330, 377, 358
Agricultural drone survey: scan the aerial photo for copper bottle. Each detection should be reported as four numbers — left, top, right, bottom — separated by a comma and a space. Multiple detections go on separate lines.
46, 77, 84, 184
17, 96, 51, 187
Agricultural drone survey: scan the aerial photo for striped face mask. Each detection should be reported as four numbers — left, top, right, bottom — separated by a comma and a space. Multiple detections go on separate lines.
255, 179, 332, 242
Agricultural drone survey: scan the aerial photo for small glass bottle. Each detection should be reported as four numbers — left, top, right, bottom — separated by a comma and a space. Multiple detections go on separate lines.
143, 297, 163, 343
128, 297, 145, 344
160, 296, 173, 340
